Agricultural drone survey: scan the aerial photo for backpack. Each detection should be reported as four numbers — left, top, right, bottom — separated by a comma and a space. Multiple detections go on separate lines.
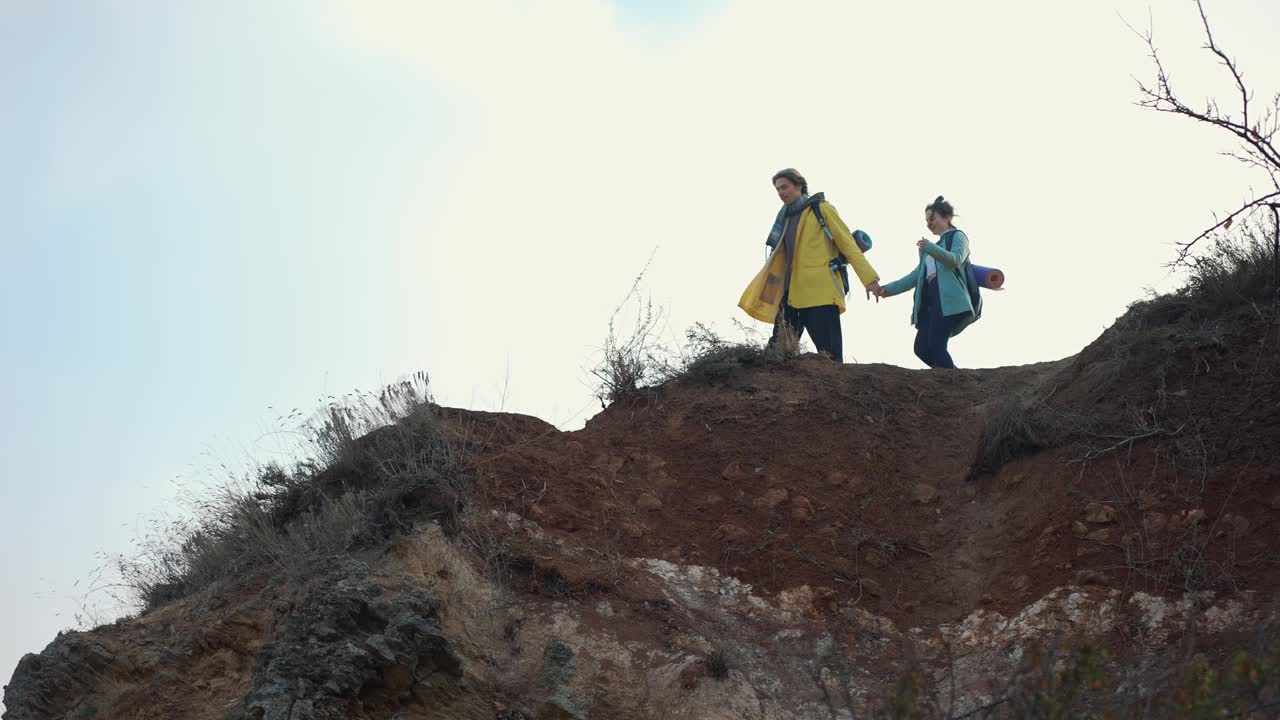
942, 229, 983, 322
808, 202, 872, 296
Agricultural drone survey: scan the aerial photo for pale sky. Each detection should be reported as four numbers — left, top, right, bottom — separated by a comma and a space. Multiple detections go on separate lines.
3, 0, 1278, 697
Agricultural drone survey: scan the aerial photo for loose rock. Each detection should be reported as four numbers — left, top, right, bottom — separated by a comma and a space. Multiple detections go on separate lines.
752, 488, 789, 512
715, 524, 752, 544
1221, 513, 1251, 539
864, 549, 890, 569
1142, 512, 1168, 534
1085, 529, 1114, 543
636, 494, 663, 512
1084, 502, 1118, 524
791, 495, 815, 522
913, 484, 940, 505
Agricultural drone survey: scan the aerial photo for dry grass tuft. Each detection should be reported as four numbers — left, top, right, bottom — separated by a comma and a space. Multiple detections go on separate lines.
116, 371, 471, 612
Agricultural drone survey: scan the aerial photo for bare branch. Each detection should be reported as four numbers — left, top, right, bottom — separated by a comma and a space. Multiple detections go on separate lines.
1133, 2, 1280, 264
1171, 190, 1280, 265
1222, 149, 1280, 186
1195, 0, 1250, 130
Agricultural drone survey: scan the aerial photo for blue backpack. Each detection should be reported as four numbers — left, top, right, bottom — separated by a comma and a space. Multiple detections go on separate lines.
942, 229, 983, 321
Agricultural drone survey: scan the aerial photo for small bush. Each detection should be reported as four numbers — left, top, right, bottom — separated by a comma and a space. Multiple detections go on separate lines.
706, 649, 730, 680
1064, 221, 1276, 413
589, 256, 804, 405
117, 371, 469, 612
973, 400, 1052, 475
129, 487, 365, 611
1179, 219, 1276, 314
1123, 521, 1238, 596
587, 254, 673, 407
971, 397, 1084, 478
591, 308, 799, 405
590, 296, 666, 407
660, 322, 792, 387
1107, 220, 1274, 342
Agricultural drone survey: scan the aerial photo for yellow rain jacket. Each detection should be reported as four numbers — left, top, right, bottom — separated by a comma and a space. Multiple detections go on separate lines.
739, 200, 879, 323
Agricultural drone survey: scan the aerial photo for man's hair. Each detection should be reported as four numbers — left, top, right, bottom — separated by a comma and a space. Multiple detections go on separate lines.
772, 168, 808, 194
925, 195, 956, 219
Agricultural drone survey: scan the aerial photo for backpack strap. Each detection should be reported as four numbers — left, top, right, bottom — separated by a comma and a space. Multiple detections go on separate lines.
942, 229, 957, 252
942, 229, 983, 315
809, 202, 835, 243
809, 201, 843, 259
942, 229, 968, 274
807, 201, 852, 295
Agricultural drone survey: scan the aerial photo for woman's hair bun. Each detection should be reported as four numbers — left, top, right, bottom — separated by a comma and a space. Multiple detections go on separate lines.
925, 195, 956, 217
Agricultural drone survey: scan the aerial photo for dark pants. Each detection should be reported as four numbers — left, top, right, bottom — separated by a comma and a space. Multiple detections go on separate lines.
914, 280, 961, 369
770, 303, 843, 362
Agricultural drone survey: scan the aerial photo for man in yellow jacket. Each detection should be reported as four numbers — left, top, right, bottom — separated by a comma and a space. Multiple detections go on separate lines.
739, 168, 882, 362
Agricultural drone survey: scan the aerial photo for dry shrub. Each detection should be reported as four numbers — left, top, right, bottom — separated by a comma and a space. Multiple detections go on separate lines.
588, 253, 671, 407
127, 486, 366, 610
705, 649, 730, 680
971, 396, 1088, 479
1052, 221, 1275, 427
589, 256, 804, 405
590, 306, 800, 404
660, 321, 793, 387
1179, 215, 1276, 314
1124, 518, 1240, 596
590, 296, 666, 407
117, 371, 470, 612
972, 400, 1055, 476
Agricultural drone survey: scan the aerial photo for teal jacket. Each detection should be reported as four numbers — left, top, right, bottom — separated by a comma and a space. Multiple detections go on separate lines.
881, 229, 978, 337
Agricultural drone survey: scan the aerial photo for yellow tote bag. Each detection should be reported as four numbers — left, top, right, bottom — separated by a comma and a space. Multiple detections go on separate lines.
738, 251, 786, 324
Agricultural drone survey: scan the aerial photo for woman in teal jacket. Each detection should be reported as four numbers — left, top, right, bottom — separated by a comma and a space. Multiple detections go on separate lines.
879, 196, 977, 369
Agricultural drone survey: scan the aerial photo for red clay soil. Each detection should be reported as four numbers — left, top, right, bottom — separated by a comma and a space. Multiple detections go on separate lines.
6, 303, 1278, 720
451, 304, 1280, 631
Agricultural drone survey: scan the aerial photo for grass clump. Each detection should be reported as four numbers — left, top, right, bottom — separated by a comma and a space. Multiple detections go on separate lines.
705, 649, 730, 680
1178, 220, 1277, 314
971, 398, 1060, 477
590, 295, 666, 407
591, 309, 799, 406
1116, 220, 1276, 336
117, 371, 470, 612
970, 394, 1092, 479
662, 322, 793, 387
589, 256, 805, 407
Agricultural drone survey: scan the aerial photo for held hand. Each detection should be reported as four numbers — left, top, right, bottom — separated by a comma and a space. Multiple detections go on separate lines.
865, 281, 884, 303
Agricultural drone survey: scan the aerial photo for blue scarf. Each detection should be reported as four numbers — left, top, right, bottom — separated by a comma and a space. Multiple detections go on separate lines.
765, 192, 825, 250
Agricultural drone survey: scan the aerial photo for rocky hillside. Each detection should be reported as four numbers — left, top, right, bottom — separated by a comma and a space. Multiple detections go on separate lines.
5, 289, 1280, 719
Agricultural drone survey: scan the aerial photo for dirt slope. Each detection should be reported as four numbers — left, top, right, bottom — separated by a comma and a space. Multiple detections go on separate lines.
458, 299, 1280, 632
458, 358, 1071, 628
5, 299, 1280, 719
